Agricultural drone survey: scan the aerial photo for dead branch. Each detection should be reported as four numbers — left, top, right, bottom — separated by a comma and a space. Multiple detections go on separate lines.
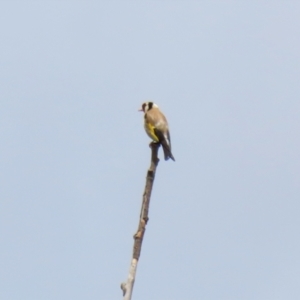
121, 142, 160, 300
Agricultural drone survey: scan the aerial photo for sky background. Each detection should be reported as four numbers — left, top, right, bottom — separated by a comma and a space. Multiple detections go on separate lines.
1, 1, 300, 299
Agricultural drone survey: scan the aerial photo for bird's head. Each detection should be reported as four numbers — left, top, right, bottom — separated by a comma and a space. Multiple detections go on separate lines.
138, 101, 158, 113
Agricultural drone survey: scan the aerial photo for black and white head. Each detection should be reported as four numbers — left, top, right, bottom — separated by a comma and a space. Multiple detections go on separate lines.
139, 101, 159, 113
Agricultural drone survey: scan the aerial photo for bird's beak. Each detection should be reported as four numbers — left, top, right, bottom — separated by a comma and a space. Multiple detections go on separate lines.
138, 108, 143, 112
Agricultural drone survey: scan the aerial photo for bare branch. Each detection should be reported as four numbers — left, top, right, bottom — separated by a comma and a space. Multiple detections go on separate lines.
121, 142, 160, 300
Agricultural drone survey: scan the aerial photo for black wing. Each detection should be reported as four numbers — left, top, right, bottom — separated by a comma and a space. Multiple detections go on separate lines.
154, 128, 175, 161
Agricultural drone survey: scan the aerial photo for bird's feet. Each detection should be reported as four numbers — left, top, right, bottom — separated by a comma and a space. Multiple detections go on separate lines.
149, 141, 159, 147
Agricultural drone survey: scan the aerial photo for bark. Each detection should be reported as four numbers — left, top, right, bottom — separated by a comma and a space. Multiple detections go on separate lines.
121, 142, 160, 300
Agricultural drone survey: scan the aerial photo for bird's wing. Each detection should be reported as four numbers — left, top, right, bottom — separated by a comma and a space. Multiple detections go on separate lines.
153, 127, 174, 161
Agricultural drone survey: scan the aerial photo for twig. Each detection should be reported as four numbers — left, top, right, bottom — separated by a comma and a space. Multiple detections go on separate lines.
121, 142, 160, 300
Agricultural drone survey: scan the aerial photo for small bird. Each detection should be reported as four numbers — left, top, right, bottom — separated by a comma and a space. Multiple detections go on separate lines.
139, 101, 175, 161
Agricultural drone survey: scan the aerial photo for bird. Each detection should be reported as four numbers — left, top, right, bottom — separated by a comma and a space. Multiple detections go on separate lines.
139, 101, 175, 161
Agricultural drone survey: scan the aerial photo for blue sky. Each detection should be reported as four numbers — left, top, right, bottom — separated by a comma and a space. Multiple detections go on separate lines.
1, 1, 300, 299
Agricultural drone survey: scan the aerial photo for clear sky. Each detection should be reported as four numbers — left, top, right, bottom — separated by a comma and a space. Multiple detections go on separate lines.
1, 1, 300, 299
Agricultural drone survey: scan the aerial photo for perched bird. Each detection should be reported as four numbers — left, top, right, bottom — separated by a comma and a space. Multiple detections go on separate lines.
139, 101, 175, 161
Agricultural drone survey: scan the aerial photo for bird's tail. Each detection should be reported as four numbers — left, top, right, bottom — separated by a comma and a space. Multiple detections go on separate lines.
161, 141, 175, 161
